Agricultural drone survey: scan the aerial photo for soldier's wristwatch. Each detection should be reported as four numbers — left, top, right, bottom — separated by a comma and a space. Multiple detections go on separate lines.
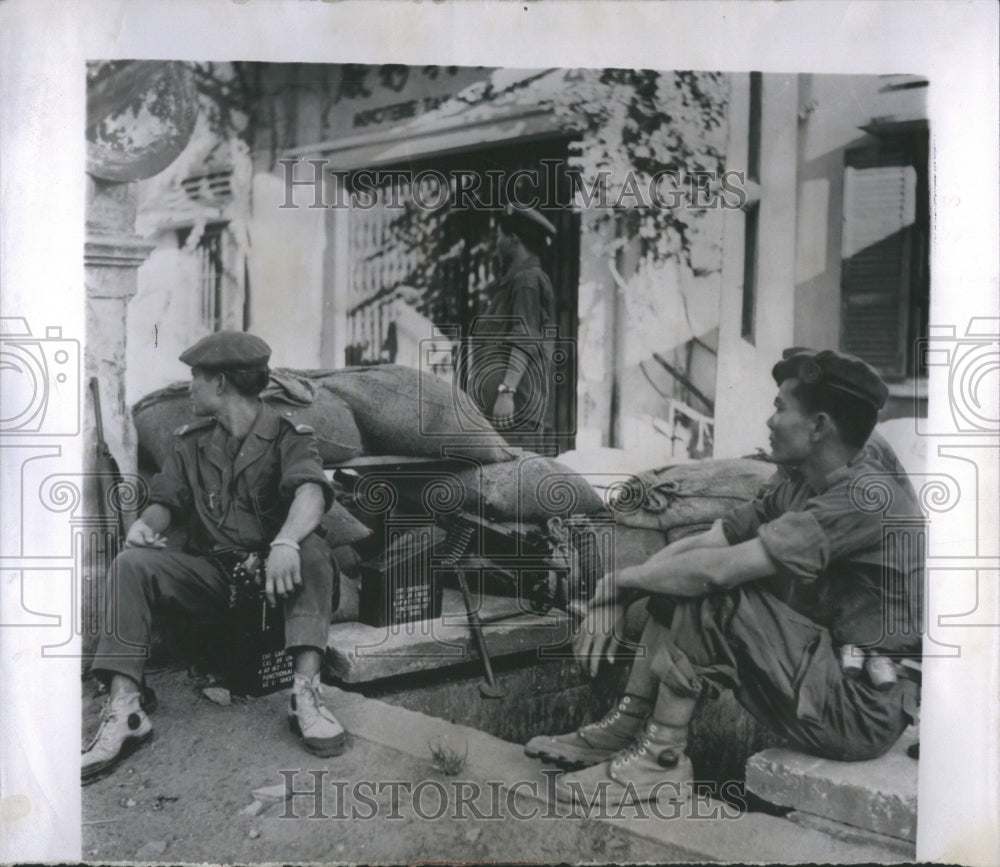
497, 383, 516, 395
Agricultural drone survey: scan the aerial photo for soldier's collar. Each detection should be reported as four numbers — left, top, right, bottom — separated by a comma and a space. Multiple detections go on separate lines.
810, 448, 869, 494
245, 402, 281, 441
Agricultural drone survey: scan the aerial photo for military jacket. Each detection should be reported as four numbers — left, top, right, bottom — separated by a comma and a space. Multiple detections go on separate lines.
472, 254, 556, 432
722, 432, 923, 656
149, 403, 334, 554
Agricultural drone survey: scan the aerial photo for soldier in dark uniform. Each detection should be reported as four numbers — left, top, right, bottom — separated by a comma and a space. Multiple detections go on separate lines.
524, 349, 923, 807
469, 204, 557, 448
83, 332, 345, 782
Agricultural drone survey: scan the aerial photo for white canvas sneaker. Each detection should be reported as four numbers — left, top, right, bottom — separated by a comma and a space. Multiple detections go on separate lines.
81, 693, 153, 784
288, 673, 346, 757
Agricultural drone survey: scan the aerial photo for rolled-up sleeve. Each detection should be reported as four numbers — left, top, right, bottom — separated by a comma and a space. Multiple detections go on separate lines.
147, 444, 192, 517
757, 511, 829, 582
721, 470, 786, 544
277, 427, 335, 510
722, 500, 766, 545
756, 482, 886, 583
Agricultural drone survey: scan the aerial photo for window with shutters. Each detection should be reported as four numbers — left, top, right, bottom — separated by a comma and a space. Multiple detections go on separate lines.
841, 129, 929, 380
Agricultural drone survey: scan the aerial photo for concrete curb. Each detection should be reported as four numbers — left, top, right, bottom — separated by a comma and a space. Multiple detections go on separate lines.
329, 686, 915, 864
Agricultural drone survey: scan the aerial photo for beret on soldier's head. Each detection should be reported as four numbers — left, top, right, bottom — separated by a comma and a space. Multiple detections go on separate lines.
179, 331, 271, 371
501, 203, 557, 238
772, 347, 889, 411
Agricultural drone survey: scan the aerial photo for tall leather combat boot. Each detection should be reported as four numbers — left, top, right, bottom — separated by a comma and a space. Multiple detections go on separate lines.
288, 673, 347, 757
81, 692, 153, 784
553, 719, 693, 809
524, 694, 650, 770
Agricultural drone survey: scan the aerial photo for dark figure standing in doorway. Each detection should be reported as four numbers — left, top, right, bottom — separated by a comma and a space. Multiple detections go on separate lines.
469, 204, 557, 449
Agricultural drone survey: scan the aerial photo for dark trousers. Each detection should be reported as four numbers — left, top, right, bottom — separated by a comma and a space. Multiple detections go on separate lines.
647, 585, 913, 761
92, 534, 333, 685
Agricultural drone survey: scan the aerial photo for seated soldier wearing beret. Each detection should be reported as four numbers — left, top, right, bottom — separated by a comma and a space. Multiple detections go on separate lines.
83, 331, 345, 782
525, 349, 922, 808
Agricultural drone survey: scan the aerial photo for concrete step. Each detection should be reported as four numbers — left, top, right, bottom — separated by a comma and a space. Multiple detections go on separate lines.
326, 685, 916, 863
745, 726, 918, 843
326, 588, 572, 682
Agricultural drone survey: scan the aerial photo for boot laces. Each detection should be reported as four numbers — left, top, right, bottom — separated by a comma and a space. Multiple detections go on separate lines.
85, 696, 137, 753
294, 676, 330, 724
587, 697, 630, 732
613, 734, 653, 766
611, 723, 681, 767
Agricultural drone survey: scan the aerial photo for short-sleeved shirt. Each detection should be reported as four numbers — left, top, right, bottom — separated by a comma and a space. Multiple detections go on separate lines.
149, 403, 335, 554
471, 254, 556, 433
721, 432, 923, 655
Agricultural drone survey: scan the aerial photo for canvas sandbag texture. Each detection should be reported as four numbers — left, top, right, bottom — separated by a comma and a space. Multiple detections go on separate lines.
316, 365, 516, 463
132, 379, 364, 471
609, 458, 775, 534
453, 452, 607, 522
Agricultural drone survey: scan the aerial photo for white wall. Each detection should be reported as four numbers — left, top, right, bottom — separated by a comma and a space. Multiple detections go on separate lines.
246, 170, 327, 369
127, 238, 201, 403
714, 74, 800, 458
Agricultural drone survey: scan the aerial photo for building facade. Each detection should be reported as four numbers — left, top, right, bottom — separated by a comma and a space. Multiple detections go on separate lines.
128, 65, 929, 462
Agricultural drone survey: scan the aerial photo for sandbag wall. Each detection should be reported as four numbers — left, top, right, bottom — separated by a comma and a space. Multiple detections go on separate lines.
131, 366, 609, 618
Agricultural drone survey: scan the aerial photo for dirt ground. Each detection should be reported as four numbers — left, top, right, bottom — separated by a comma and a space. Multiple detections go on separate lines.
81, 668, 683, 865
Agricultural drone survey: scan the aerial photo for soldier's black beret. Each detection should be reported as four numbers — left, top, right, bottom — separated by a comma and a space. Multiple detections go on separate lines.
179, 331, 271, 371
772, 348, 889, 411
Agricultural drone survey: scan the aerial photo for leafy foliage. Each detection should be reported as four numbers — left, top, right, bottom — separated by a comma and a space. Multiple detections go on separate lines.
161, 64, 730, 359
554, 68, 730, 272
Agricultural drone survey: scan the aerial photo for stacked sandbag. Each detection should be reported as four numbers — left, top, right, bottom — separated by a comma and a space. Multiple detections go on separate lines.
452, 452, 607, 522
134, 365, 516, 471
132, 379, 364, 472
320, 501, 373, 548
316, 365, 516, 464
611, 526, 670, 571
608, 458, 775, 542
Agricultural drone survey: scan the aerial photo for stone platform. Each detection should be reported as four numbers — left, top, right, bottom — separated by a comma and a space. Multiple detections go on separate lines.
325, 588, 574, 683
745, 726, 919, 844
324, 684, 915, 863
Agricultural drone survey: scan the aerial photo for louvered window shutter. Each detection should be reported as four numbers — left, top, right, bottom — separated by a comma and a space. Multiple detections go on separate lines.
840, 159, 917, 380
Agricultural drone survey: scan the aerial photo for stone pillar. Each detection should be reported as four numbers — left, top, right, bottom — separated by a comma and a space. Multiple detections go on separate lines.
81, 61, 197, 664
84, 175, 154, 487
81, 177, 154, 661
83, 59, 196, 536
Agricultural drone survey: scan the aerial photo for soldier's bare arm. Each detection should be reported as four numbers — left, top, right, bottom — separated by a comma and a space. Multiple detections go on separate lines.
264, 482, 326, 605
615, 536, 776, 597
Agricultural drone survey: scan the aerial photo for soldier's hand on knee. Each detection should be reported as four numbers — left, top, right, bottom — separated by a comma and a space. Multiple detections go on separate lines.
590, 576, 622, 608
125, 519, 167, 549
573, 600, 625, 678
264, 544, 302, 606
